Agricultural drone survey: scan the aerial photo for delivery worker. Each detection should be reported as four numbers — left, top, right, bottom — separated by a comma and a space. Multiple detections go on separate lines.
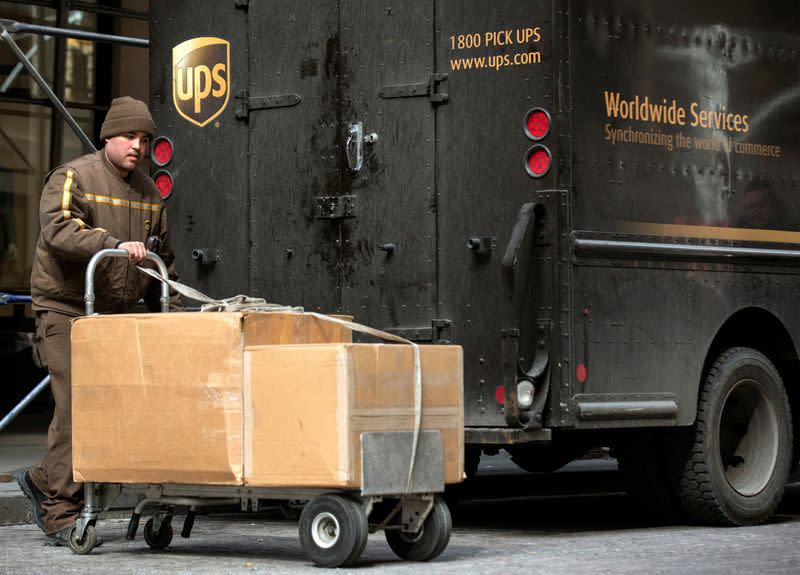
17, 96, 181, 546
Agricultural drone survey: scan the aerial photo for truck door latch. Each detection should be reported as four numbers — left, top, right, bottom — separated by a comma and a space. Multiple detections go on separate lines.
346, 122, 378, 172
315, 195, 357, 220
379, 73, 449, 104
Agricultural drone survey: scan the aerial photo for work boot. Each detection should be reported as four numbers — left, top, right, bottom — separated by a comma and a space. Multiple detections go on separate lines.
43, 526, 71, 547
16, 470, 46, 532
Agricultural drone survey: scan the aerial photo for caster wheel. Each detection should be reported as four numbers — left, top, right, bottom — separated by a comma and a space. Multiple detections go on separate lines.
386, 496, 451, 561
68, 523, 98, 555
298, 494, 368, 567
143, 517, 173, 550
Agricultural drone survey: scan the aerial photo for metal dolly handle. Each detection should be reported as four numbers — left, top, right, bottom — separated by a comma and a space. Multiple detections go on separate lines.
84, 249, 170, 315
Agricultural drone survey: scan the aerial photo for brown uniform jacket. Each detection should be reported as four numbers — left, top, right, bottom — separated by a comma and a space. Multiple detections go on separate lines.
30, 150, 180, 316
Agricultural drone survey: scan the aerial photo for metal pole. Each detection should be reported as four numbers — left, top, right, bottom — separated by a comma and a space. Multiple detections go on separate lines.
0, 375, 51, 432
0, 20, 96, 154
51, 0, 68, 167
0, 19, 148, 47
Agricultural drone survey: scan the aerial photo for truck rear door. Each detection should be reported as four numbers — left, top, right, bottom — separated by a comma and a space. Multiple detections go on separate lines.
246, 1, 341, 311
338, 2, 437, 331
237, 2, 439, 328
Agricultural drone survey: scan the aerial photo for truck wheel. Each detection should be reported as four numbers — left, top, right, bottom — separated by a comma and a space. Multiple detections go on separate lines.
298, 494, 368, 567
385, 496, 451, 561
676, 347, 793, 525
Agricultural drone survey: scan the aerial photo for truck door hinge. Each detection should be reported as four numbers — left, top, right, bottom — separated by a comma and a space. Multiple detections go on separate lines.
315, 195, 357, 220
384, 319, 452, 343
379, 73, 449, 104
234, 90, 301, 119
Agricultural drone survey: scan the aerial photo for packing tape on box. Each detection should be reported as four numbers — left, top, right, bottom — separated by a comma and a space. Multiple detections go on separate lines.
137, 266, 424, 494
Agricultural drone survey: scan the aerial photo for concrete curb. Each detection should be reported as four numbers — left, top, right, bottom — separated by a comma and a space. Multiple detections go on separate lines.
1, 485, 135, 526
0, 493, 34, 526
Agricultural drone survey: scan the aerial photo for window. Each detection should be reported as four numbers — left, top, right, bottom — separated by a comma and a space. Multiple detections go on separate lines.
0, 0, 148, 291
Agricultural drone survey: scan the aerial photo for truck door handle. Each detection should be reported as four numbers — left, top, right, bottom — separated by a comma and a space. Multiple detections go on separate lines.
346, 121, 378, 172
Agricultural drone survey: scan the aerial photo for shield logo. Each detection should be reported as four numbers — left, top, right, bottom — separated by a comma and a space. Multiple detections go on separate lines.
172, 37, 230, 127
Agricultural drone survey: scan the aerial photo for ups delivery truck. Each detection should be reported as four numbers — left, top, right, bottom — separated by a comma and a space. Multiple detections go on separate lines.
148, 0, 799, 525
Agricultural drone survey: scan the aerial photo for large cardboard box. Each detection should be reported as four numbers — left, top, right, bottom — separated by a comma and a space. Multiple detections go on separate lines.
71, 312, 464, 489
244, 343, 464, 487
72, 312, 351, 484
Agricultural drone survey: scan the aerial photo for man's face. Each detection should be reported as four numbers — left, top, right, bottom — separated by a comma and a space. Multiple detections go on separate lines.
104, 131, 150, 176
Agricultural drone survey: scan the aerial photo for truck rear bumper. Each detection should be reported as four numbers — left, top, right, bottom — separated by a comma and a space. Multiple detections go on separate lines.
464, 427, 552, 445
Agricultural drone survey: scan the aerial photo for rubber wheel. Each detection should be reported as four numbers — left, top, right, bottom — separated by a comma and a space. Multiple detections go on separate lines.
143, 517, 174, 550
385, 496, 452, 561
298, 494, 368, 567
68, 523, 98, 555
675, 347, 793, 525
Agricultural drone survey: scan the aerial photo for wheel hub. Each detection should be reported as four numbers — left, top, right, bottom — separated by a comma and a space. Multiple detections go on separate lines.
720, 378, 779, 496
311, 512, 340, 549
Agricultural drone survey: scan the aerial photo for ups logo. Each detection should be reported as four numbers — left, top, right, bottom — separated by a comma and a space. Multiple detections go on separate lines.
172, 37, 230, 127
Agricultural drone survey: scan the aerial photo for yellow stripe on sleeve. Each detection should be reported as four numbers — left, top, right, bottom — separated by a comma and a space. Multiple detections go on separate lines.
61, 170, 74, 221
84, 193, 161, 212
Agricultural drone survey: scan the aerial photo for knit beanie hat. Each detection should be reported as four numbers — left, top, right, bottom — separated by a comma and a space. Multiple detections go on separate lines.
100, 97, 155, 140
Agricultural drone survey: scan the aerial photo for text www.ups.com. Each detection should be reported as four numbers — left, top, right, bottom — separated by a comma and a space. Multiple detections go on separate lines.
450, 51, 541, 71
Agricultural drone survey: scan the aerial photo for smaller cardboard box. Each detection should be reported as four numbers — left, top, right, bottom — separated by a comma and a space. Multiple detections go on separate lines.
244, 343, 464, 487
72, 311, 351, 484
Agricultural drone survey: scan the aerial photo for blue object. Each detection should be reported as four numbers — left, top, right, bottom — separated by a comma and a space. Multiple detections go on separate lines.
0, 293, 32, 305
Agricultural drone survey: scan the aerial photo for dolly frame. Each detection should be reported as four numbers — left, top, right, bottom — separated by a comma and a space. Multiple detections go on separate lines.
70, 250, 452, 566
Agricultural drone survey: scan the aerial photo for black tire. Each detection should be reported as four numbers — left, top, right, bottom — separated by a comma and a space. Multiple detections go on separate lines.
385, 496, 452, 562
675, 347, 793, 525
298, 494, 368, 568
143, 517, 174, 550
68, 523, 98, 555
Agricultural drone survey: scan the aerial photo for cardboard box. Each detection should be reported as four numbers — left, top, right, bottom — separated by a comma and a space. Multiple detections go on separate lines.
72, 311, 351, 484
244, 343, 464, 487
72, 312, 464, 489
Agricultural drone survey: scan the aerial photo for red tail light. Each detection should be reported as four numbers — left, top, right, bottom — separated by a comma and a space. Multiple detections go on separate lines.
153, 170, 174, 199
524, 108, 551, 140
525, 145, 552, 178
152, 137, 174, 167
576, 363, 588, 384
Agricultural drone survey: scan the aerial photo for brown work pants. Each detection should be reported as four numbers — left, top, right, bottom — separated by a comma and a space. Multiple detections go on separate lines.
29, 310, 83, 534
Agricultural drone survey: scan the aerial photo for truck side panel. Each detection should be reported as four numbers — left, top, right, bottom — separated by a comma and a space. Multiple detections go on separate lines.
568, 0, 800, 427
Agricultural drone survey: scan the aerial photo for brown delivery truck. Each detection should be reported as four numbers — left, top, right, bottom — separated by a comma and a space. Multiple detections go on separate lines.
148, 0, 800, 526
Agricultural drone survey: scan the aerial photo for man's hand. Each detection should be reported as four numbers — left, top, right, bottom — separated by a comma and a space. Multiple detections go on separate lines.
118, 241, 147, 263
